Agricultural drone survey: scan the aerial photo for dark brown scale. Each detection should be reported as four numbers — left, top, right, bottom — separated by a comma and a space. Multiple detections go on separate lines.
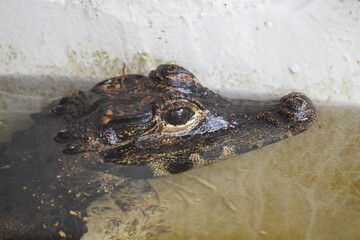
63, 144, 84, 154
59, 96, 70, 104
55, 130, 72, 143
51, 105, 66, 116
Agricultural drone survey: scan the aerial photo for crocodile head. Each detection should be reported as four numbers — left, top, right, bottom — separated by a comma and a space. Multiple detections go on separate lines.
52, 64, 317, 178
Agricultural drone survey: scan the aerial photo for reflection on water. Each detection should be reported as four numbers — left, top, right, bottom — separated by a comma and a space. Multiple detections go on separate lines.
84, 106, 360, 240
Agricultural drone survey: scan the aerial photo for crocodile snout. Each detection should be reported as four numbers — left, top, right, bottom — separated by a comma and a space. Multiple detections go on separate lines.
279, 92, 318, 132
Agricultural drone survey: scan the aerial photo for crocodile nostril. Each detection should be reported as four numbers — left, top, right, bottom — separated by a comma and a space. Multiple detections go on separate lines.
279, 92, 317, 132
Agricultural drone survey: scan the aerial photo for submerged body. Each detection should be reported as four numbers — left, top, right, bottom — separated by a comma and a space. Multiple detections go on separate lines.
0, 65, 317, 239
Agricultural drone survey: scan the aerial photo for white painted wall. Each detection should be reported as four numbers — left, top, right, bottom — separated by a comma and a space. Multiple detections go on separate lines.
0, 0, 359, 139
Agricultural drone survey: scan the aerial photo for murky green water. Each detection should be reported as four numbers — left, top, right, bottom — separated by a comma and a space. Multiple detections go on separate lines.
84, 106, 360, 240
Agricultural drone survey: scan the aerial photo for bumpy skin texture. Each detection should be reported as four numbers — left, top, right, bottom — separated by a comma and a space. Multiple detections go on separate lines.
0, 64, 317, 239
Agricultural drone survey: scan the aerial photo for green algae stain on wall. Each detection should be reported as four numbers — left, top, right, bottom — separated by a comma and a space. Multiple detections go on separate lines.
66, 49, 175, 77
131, 51, 175, 74
0, 45, 175, 78
66, 49, 123, 77
0, 45, 26, 72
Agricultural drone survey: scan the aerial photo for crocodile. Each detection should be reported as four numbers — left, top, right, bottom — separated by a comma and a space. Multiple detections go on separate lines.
0, 64, 317, 239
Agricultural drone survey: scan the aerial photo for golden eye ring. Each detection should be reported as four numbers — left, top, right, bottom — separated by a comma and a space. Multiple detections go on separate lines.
158, 99, 205, 135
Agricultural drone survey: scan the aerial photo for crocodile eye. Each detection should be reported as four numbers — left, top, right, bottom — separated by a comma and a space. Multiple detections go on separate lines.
159, 98, 205, 135
163, 108, 195, 126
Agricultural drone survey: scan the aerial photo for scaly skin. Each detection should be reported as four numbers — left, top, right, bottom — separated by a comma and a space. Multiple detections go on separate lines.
0, 64, 317, 239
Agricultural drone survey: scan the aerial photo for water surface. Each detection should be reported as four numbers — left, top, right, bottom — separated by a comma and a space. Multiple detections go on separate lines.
84, 105, 360, 240
1, 90, 359, 239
